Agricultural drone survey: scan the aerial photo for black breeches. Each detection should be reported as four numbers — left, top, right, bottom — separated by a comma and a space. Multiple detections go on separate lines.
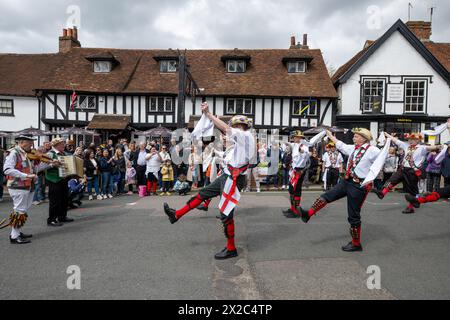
387, 168, 419, 196
320, 180, 371, 227
288, 170, 306, 197
326, 168, 340, 189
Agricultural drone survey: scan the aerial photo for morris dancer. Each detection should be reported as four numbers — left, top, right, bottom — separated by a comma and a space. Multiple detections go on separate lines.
299, 128, 380, 252
163, 102, 255, 260
374, 132, 438, 214
282, 130, 326, 218
1, 135, 59, 244
322, 142, 343, 190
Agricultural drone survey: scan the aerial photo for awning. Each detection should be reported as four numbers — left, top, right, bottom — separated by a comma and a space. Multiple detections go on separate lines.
87, 114, 131, 130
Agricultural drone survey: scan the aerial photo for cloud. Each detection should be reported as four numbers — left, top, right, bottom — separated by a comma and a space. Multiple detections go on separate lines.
0, 0, 448, 69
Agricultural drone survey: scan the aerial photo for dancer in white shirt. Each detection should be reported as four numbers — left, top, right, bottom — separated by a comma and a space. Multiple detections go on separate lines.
374, 132, 438, 214
322, 142, 343, 190
299, 128, 380, 252
163, 102, 255, 260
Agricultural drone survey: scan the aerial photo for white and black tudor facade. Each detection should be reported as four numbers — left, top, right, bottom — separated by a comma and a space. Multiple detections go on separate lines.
332, 19, 450, 143
0, 28, 337, 147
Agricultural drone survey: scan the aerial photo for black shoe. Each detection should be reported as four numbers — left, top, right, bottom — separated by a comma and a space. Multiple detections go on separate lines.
163, 203, 178, 224
75, 200, 82, 206
373, 189, 385, 200
59, 217, 74, 223
10, 236, 31, 244
284, 210, 301, 219
402, 207, 415, 214
47, 220, 63, 227
299, 207, 310, 224
197, 205, 208, 212
405, 194, 420, 208
214, 247, 238, 260
68, 204, 78, 209
20, 232, 33, 239
341, 241, 362, 252
282, 208, 292, 215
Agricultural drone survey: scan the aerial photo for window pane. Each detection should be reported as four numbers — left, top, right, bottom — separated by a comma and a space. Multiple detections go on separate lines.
168, 61, 177, 72
293, 101, 300, 115
165, 98, 172, 111
150, 98, 157, 111
158, 98, 164, 112
160, 61, 168, 72
236, 99, 244, 114
244, 100, 252, 114
227, 100, 235, 113
298, 62, 305, 72
236, 61, 245, 72
227, 61, 236, 72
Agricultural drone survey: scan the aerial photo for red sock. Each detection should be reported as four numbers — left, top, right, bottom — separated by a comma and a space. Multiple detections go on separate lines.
381, 187, 390, 196
203, 199, 211, 208
407, 203, 414, 210
291, 196, 301, 215
308, 198, 327, 217
146, 181, 151, 193
225, 220, 236, 251
419, 192, 440, 203
351, 226, 361, 246
176, 194, 204, 219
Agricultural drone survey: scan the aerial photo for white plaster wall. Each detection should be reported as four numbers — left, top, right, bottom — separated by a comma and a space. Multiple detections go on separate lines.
0, 96, 38, 131
340, 30, 449, 116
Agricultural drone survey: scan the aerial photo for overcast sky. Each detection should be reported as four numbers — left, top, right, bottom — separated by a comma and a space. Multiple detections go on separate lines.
0, 0, 449, 69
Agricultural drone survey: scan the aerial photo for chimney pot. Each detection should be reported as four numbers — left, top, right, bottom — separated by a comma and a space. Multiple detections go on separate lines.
291, 36, 296, 46
303, 34, 308, 47
63, 29, 68, 37
72, 26, 78, 40
67, 28, 73, 37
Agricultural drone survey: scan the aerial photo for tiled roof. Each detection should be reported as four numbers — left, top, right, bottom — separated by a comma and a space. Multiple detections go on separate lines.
424, 42, 450, 73
86, 114, 131, 130
1, 47, 337, 98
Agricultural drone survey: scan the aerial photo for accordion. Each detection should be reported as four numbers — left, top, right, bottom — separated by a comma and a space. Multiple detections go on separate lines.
58, 156, 84, 178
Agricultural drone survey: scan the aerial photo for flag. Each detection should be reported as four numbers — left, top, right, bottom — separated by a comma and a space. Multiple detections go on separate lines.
70, 91, 77, 111
218, 177, 241, 216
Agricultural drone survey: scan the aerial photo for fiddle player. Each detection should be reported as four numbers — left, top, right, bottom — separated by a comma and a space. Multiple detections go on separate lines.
1, 135, 60, 244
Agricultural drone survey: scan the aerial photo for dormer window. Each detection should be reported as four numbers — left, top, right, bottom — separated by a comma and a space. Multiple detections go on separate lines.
287, 61, 306, 73
160, 60, 177, 73
282, 56, 313, 73
93, 61, 112, 73
86, 51, 120, 73
227, 60, 246, 73
221, 53, 251, 73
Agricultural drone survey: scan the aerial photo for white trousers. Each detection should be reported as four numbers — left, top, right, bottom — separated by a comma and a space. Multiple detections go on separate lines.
8, 189, 34, 239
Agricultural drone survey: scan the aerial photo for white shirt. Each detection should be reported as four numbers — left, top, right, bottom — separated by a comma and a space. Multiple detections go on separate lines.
137, 150, 147, 166
223, 128, 255, 170
159, 151, 171, 163
291, 143, 310, 169
336, 141, 380, 179
322, 151, 343, 169
146, 154, 161, 174
383, 155, 398, 173
395, 140, 428, 169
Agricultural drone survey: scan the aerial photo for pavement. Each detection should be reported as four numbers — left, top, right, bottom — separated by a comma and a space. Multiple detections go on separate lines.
0, 190, 449, 300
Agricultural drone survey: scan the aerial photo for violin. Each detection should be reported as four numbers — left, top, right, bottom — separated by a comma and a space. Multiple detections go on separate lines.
27, 150, 54, 163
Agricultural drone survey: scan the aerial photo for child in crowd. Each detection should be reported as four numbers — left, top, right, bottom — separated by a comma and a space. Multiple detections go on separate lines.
160, 159, 174, 196
125, 161, 136, 195
173, 174, 191, 196
68, 178, 85, 209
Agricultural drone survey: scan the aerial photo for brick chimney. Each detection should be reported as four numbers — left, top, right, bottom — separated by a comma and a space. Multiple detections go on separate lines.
289, 35, 309, 49
406, 21, 432, 42
59, 26, 81, 53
